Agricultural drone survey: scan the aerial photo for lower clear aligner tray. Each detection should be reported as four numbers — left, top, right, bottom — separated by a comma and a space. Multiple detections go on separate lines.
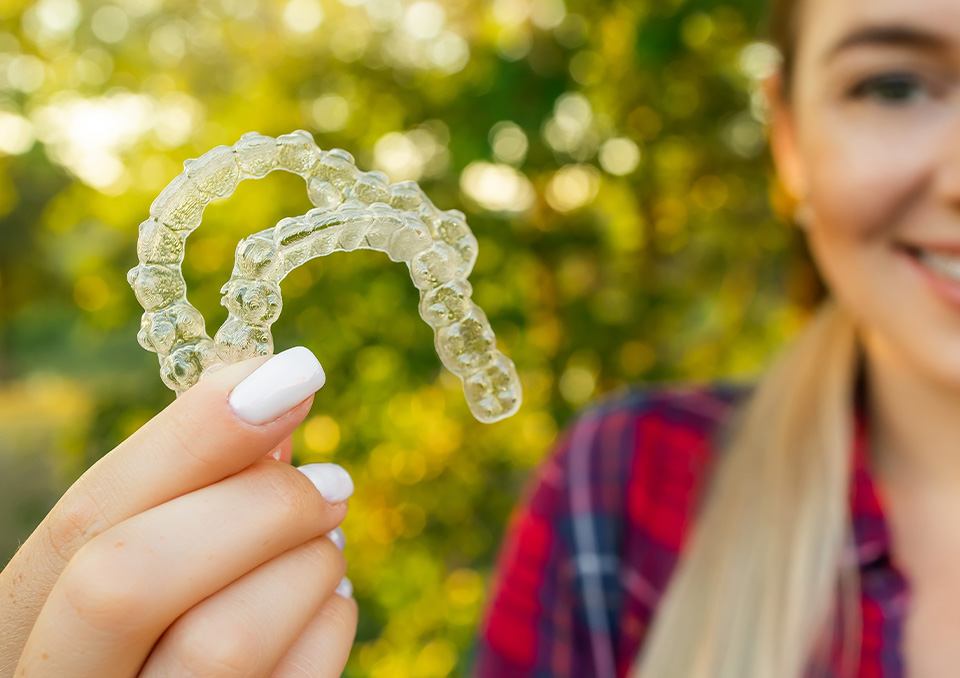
127, 130, 522, 424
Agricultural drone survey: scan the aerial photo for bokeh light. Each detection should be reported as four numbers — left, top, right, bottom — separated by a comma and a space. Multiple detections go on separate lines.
489, 121, 528, 166
460, 161, 535, 213
545, 163, 599, 212
599, 137, 641, 176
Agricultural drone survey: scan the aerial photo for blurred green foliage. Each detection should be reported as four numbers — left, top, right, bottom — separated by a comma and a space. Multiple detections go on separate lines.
0, 0, 823, 674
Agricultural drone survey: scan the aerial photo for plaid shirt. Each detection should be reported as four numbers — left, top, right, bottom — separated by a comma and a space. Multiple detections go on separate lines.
472, 376, 908, 677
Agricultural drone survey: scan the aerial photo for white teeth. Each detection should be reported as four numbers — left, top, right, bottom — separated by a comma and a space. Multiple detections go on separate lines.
918, 249, 960, 281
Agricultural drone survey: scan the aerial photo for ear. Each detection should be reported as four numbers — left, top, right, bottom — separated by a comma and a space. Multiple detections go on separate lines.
763, 71, 807, 202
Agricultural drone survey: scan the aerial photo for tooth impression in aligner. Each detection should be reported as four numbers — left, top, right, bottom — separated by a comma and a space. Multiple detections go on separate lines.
127, 130, 522, 423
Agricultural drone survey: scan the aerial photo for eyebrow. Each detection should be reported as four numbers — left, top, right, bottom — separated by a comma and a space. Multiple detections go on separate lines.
824, 25, 950, 62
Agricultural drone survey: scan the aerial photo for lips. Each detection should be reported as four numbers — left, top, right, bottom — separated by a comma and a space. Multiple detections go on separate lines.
898, 243, 960, 275
896, 242, 960, 310
897, 241, 960, 257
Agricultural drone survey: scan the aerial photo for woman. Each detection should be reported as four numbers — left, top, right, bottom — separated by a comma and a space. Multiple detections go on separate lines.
475, 0, 960, 675
3, 0, 956, 675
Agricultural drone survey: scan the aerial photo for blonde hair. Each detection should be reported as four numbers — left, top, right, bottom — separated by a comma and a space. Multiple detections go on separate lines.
631, 297, 863, 676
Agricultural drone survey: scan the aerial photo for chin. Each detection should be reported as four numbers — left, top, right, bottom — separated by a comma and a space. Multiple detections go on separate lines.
910, 344, 960, 392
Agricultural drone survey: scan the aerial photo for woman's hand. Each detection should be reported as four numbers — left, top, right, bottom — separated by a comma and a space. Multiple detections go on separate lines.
0, 346, 357, 677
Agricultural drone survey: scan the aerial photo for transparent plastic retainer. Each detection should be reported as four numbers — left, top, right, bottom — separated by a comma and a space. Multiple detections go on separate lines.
127, 130, 522, 423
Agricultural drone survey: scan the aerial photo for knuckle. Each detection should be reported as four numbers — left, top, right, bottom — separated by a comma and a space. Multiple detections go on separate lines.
45, 489, 110, 565
317, 594, 358, 631
62, 540, 149, 632
250, 464, 317, 525
302, 538, 347, 581
327, 548, 348, 583
171, 614, 262, 678
164, 411, 220, 472
148, 384, 235, 474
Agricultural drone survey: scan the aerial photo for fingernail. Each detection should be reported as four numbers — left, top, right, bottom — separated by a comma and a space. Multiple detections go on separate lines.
228, 347, 326, 425
296, 463, 353, 503
335, 576, 353, 599
268, 448, 282, 461
326, 526, 345, 550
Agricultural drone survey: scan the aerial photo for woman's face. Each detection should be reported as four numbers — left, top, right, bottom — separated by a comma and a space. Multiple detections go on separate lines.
771, 0, 960, 388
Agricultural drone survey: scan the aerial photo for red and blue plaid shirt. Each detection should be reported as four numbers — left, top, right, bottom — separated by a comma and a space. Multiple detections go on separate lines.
472, 375, 908, 677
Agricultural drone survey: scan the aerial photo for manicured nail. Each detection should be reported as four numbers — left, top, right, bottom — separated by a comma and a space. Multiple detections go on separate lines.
326, 527, 345, 550
296, 463, 353, 503
228, 347, 326, 425
335, 576, 353, 599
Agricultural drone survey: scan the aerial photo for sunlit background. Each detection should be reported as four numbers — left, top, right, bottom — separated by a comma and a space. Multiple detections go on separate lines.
0, 0, 823, 674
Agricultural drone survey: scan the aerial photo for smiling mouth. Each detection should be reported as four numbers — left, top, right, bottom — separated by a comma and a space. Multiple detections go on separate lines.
895, 240, 960, 310
896, 244, 960, 280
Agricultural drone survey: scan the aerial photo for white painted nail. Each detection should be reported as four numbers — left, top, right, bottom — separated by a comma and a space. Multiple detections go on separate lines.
326, 526, 346, 550
228, 347, 326, 425
296, 463, 353, 503
335, 576, 353, 599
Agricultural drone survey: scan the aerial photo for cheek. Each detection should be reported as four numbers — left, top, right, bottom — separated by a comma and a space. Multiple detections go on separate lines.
798, 126, 915, 323
799, 111, 960, 386
804, 115, 933, 243
796, 104, 938, 315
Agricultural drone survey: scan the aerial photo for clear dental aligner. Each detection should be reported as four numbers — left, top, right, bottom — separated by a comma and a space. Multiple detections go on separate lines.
127, 130, 522, 423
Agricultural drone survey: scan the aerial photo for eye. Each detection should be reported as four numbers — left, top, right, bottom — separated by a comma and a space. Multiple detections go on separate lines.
848, 72, 927, 104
